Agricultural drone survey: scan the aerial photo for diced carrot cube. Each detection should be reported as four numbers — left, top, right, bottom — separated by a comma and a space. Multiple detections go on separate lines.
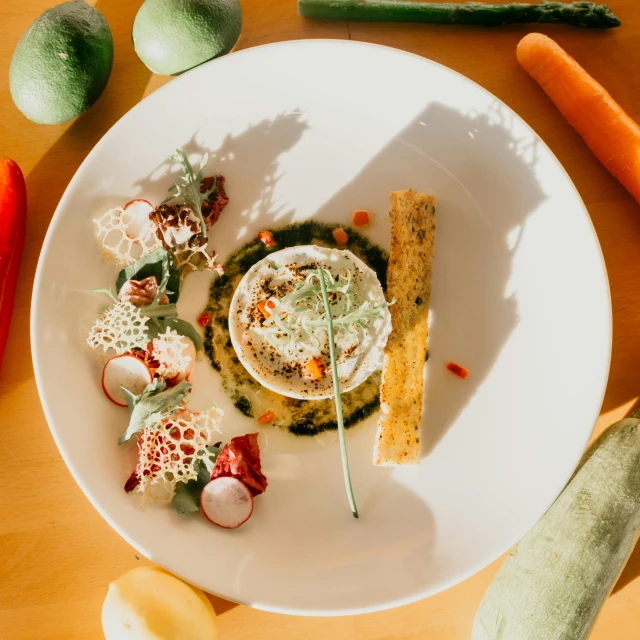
332, 227, 348, 245
257, 299, 276, 319
306, 357, 325, 380
446, 362, 469, 379
258, 411, 275, 424
258, 231, 275, 247
352, 210, 371, 226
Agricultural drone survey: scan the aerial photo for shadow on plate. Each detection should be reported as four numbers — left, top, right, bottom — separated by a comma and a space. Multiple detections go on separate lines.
307, 101, 547, 455
162, 100, 547, 459
131, 111, 309, 240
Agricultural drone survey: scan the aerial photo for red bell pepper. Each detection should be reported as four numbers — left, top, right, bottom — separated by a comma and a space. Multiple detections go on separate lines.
0, 158, 27, 371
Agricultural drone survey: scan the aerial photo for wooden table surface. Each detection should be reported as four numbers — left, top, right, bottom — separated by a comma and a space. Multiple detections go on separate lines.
2, 0, 640, 638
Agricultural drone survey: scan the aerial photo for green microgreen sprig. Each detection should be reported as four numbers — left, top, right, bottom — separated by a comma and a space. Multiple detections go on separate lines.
316, 268, 359, 518
259, 269, 392, 357
163, 149, 215, 238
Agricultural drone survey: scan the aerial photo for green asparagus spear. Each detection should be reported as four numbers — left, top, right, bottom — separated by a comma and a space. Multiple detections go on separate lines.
298, 1, 621, 28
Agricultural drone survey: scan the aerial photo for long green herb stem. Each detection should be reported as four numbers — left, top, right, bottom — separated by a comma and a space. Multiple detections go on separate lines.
317, 268, 359, 518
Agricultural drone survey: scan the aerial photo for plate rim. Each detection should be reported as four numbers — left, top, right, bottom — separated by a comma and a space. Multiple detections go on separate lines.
30, 38, 612, 616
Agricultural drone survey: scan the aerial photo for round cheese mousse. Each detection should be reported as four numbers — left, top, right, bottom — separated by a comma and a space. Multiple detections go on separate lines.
229, 245, 391, 399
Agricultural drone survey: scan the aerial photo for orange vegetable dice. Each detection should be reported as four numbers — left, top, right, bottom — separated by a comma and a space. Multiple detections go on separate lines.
257, 299, 276, 319
352, 210, 371, 226
258, 411, 275, 424
332, 227, 348, 245
446, 362, 469, 379
306, 357, 325, 380
258, 231, 275, 247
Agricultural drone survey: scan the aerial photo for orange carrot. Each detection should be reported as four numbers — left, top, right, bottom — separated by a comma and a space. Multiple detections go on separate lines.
306, 357, 324, 380
332, 227, 348, 245
258, 411, 275, 424
257, 299, 275, 319
352, 209, 371, 226
517, 33, 640, 205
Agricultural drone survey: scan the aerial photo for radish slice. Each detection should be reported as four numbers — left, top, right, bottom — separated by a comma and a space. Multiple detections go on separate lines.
200, 477, 254, 529
102, 354, 153, 407
122, 199, 156, 244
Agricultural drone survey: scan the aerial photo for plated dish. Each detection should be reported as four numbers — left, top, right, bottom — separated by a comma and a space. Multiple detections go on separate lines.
32, 40, 611, 614
86, 144, 434, 522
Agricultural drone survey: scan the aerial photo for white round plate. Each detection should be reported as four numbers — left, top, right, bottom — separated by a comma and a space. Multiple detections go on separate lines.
32, 40, 611, 616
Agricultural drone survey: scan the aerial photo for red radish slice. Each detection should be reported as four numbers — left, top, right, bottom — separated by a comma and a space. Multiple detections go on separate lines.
122, 199, 156, 243
102, 354, 153, 407
200, 477, 254, 529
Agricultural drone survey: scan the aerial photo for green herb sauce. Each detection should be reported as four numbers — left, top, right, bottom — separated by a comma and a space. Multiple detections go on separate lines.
203, 221, 388, 436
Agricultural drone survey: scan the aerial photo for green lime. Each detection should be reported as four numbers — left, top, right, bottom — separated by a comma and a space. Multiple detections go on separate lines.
9, 0, 113, 125
132, 0, 242, 76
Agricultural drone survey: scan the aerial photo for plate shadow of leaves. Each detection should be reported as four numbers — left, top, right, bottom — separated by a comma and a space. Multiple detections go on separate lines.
131, 112, 310, 254
312, 101, 547, 456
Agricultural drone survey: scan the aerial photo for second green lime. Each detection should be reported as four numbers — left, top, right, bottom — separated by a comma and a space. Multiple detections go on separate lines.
132, 0, 242, 76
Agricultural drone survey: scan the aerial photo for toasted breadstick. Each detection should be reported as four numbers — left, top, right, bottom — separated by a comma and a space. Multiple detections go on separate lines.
373, 190, 435, 466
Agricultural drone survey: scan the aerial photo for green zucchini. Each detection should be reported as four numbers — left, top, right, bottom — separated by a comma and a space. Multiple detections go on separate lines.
298, 1, 621, 29
473, 415, 640, 640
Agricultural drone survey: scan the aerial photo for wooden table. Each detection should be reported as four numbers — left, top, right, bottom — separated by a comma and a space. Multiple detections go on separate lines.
2, 1, 640, 637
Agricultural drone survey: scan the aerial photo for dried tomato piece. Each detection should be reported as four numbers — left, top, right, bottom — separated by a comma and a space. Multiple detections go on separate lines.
201, 175, 229, 227
124, 469, 140, 493
198, 310, 213, 327
151, 203, 201, 245
446, 361, 469, 379
210, 433, 267, 496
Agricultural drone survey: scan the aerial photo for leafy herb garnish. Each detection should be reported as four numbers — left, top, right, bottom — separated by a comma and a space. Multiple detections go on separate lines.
317, 268, 359, 518
116, 248, 180, 304
172, 445, 222, 514
172, 459, 210, 514
115, 247, 203, 350
163, 149, 215, 238
119, 379, 191, 444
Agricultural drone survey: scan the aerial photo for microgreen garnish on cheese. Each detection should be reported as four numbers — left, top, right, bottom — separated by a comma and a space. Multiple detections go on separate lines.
258, 269, 392, 358
163, 149, 216, 238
